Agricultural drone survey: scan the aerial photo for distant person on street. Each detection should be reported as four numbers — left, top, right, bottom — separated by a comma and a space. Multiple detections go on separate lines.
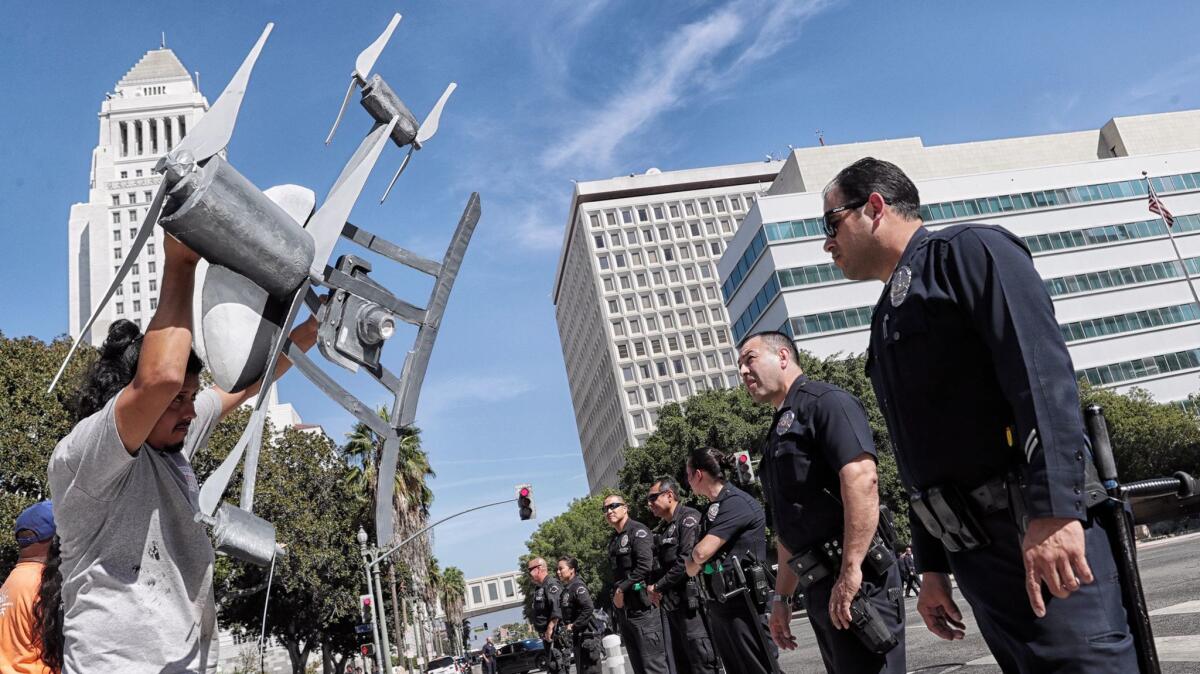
481, 637, 497, 674
899, 547, 920, 598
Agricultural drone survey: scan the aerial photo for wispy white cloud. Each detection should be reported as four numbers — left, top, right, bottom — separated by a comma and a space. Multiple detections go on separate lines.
541, 0, 832, 170
418, 374, 534, 419
438, 452, 579, 465
1126, 54, 1200, 104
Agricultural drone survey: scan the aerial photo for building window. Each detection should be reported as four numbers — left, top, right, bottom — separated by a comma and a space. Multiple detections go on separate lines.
634, 342, 647, 357
603, 277, 615, 292
472, 586, 483, 604
651, 339, 662, 354
504, 579, 515, 597
630, 319, 641, 334
113, 212, 121, 224
129, 228, 136, 238
131, 281, 140, 293
590, 214, 600, 227
669, 205, 680, 218
622, 210, 633, 224
132, 300, 141, 312
685, 204, 696, 216
701, 202, 712, 215
113, 248, 122, 259
662, 384, 675, 400
608, 299, 619, 314
112, 229, 121, 241
147, 261, 155, 274
127, 193, 136, 204
633, 413, 645, 429
119, 170, 128, 179
135, 169, 143, 177
612, 320, 625, 336
149, 279, 157, 291
618, 344, 629, 358
488, 584, 499, 601
653, 206, 664, 220
622, 366, 634, 382
638, 208, 648, 222
606, 212, 617, 225
116, 286, 123, 296
594, 235, 605, 249
116, 302, 124, 315
128, 209, 137, 222
628, 390, 640, 405
147, 243, 155, 255
673, 358, 684, 373
598, 255, 610, 270
624, 297, 636, 311
679, 381, 690, 396
656, 361, 667, 376
112, 195, 120, 206
143, 191, 152, 202
615, 254, 626, 268
620, 275, 631, 290
730, 197, 741, 210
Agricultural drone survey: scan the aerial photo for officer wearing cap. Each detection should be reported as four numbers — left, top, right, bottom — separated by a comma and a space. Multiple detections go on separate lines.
603, 494, 668, 674
646, 477, 719, 674
1, 500, 57, 673
823, 156, 1136, 671
684, 448, 777, 674
526, 557, 564, 671
739, 330, 905, 673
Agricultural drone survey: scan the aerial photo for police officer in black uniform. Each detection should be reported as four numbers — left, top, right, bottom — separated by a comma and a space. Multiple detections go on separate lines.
684, 447, 778, 674
646, 477, 719, 674
823, 156, 1136, 672
738, 330, 905, 673
527, 556, 565, 672
603, 494, 669, 674
557, 556, 602, 674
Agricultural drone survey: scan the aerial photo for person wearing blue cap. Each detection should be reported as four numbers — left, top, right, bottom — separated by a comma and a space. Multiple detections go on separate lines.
0, 500, 56, 674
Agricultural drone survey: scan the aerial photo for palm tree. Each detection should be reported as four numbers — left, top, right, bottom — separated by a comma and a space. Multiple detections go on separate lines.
440, 567, 467, 654
343, 409, 436, 667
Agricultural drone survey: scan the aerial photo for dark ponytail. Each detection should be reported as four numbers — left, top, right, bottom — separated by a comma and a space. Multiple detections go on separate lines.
34, 536, 63, 673
686, 447, 731, 482
70, 319, 203, 422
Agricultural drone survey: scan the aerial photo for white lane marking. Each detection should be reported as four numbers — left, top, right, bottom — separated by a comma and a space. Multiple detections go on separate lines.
962, 634, 1200, 666
1150, 600, 1200, 616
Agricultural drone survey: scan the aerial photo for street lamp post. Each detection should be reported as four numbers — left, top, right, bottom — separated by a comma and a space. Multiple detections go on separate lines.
359, 527, 394, 673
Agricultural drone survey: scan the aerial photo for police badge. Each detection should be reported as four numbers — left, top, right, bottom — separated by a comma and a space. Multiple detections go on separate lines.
707, 502, 720, 521
890, 265, 912, 307
775, 409, 795, 435
620, 534, 629, 546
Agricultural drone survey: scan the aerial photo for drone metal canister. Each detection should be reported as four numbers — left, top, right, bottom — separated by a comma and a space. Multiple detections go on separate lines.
159, 155, 316, 299
360, 74, 420, 146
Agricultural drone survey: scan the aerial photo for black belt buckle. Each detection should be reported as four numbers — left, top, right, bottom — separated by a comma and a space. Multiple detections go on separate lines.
911, 485, 990, 552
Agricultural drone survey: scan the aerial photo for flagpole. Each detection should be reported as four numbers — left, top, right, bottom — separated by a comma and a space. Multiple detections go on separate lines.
1143, 170, 1200, 310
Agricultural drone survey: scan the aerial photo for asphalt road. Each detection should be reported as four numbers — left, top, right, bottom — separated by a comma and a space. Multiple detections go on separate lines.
775, 532, 1200, 673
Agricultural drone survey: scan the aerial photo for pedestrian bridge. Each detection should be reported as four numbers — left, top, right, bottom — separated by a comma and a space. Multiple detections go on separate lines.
464, 570, 524, 618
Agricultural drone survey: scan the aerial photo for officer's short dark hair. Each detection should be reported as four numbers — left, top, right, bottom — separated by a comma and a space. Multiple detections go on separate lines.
652, 476, 680, 497
828, 157, 921, 221
687, 447, 729, 481
557, 556, 580, 573
739, 331, 800, 365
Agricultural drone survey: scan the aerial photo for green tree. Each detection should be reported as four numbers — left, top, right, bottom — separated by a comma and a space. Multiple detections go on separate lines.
0, 333, 96, 571
207, 425, 366, 674
518, 491, 619, 620
440, 566, 466, 653
1081, 383, 1200, 481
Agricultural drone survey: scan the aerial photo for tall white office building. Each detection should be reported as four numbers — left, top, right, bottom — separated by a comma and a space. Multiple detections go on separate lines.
553, 162, 783, 492
68, 47, 208, 345
720, 109, 1200, 404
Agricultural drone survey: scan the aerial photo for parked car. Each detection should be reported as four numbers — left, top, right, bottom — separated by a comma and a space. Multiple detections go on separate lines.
495, 638, 547, 674
426, 656, 459, 674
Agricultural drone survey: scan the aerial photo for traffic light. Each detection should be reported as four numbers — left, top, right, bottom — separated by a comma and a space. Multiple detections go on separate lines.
733, 450, 755, 484
517, 484, 535, 520
360, 593, 373, 622
361, 643, 375, 658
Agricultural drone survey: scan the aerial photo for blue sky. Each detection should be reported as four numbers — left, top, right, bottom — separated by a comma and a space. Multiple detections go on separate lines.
3, 1, 1200, 580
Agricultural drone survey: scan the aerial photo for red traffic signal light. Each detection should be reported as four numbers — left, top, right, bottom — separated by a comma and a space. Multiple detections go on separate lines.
738, 454, 749, 463
733, 450, 755, 484
361, 644, 375, 657
516, 484, 534, 520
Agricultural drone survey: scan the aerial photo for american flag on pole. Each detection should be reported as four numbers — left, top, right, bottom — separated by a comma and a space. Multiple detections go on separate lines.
1148, 182, 1176, 228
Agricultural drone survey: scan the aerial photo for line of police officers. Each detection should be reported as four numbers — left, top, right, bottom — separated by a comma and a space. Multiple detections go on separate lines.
527, 157, 1139, 674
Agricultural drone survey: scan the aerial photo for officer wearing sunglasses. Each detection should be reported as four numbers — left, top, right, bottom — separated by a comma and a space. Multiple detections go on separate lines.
603, 494, 669, 674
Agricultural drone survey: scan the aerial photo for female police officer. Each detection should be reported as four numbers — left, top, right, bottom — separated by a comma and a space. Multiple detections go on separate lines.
557, 556, 602, 674
684, 447, 778, 674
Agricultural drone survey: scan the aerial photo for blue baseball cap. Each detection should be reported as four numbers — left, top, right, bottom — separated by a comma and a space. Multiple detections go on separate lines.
14, 501, 55, 547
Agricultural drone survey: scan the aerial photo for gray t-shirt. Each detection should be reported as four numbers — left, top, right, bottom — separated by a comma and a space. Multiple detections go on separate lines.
49, 388, 223, 673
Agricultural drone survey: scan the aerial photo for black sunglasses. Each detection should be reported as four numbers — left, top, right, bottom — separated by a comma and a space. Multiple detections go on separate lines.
822, 198, 868, 238
526, 563, 543, 572
602, 502, 626, 512
646, 490, 670, 503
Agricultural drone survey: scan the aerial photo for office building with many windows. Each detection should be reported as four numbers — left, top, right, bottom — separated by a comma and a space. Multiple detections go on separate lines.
68, 47, 208, 345
720, 109, 1200, 404
553, 162, 782, 492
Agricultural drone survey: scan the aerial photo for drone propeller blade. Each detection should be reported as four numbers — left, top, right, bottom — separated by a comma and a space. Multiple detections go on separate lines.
355, 13, 402, 81
198, 408, 266, 516
172, 23, 273, 163
324, 78, 358, 146
415, 82, 457, 147
379, 145, 414, 204
307, 117, 399, 278
48, 181, 168, 392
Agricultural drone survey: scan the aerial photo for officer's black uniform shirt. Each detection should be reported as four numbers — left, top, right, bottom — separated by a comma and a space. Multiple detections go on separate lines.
608, 518, 655, 610
866, 225, 1088, 573
532, 576, 563, 631
760, 375, 877, 555
561, 576, 594, 633
649, 504, 702, 609
702, 481, 767, 563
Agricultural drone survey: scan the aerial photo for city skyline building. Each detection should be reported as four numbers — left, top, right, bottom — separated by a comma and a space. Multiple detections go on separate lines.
720, 108, 1200, 405
68, 47, 209, 346
553, 162, 782, 491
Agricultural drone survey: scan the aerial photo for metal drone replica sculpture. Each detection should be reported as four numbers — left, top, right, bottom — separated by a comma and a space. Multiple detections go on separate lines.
50, 16, 479, 565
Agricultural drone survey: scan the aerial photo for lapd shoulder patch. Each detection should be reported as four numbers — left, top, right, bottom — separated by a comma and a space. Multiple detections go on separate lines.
707, 502, 720, 520
635, 529, 648, 538
682, 516, 698, 528
549, 584, 560, 595
576, 586, 587, 595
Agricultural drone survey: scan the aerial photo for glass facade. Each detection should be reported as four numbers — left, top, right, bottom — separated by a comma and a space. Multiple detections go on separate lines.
731, 274, 780, 341
1024, 213, 1200, 254
1044, 257, 1200, 298
730, 262, 846, 341
789, 305, 874, 337
1060, 303, 1200, 342
1077, 348, 1200, 386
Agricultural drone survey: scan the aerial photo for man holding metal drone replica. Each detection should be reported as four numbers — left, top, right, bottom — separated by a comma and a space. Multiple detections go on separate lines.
40, 14, 480, 673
